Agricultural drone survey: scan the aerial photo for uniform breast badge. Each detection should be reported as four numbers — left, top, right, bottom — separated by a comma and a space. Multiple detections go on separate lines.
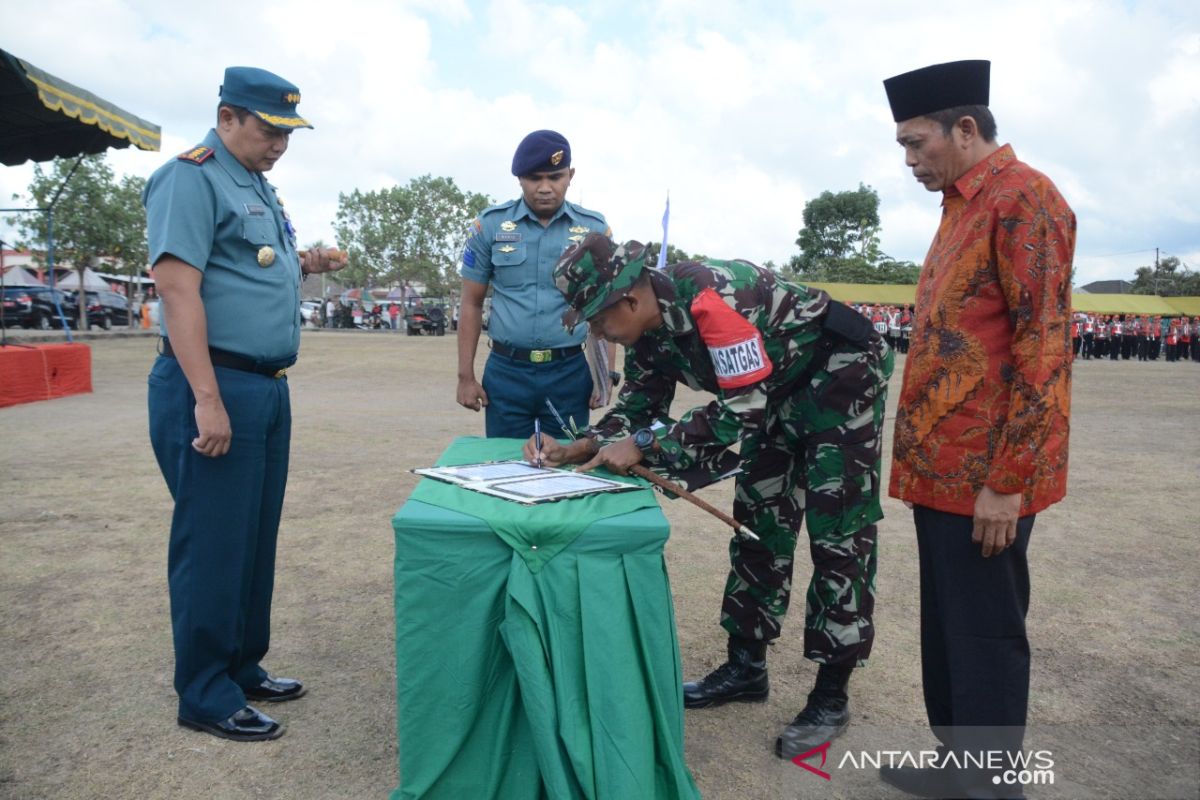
568, 226, 589, 234
500, 220, 518, 232
498, 245, 516, 253
257, 246, 276, 267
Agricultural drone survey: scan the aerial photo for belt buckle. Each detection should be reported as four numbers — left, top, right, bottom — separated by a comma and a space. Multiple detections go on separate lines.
273, 368, 288, 379
529, 349, 552, 363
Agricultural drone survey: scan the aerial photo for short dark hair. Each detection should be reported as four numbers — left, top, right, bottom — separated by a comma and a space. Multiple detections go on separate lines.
216, 103, 251, 125
924, 105, 997, 142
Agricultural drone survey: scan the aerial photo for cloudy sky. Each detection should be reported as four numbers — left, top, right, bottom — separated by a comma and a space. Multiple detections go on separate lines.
2, 0, 1197, 285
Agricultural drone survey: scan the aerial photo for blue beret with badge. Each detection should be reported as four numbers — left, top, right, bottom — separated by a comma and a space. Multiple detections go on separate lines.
220, 66, 313, 130
511, 129, 571, 176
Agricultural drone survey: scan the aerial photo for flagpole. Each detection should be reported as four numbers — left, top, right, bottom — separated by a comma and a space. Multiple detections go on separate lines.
657, 193, 670, 269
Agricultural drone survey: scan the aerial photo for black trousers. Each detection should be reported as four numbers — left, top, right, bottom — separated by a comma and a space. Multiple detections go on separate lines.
914, 506, 1034, 739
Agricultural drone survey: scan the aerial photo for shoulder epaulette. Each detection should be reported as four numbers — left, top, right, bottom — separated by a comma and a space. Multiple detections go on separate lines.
177, 145, 214, 164
565, 200, 607, 223
480, 199, 518, 217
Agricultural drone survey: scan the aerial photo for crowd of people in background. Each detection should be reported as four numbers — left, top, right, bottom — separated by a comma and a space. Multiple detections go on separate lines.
1071, 312, 1200, 363
852, 303, 913, 354
843, 304, 1200, 364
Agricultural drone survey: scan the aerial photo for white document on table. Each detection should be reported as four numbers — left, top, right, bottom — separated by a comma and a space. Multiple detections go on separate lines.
413, 460, 640, 504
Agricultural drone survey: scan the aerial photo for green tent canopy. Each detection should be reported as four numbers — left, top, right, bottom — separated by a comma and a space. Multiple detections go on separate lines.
803, 282, 917, 305
0, 48, 161, 166
1164, 297, 1200, 317
1068, 294, 1185, 316
794, 278, 1200, 318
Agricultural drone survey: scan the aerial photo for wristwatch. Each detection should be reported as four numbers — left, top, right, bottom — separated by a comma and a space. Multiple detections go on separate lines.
631, 427, 657, 455
609, 370, 622, 387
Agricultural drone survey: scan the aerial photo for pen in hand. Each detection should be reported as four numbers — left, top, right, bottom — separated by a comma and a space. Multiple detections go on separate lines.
534, 419, 543, 467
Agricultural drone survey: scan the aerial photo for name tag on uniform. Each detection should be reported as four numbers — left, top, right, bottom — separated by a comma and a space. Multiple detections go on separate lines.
708, 339, 767, 381
494, 232, 522, 242
244, 203, 266, 216
690, 287, 774, 390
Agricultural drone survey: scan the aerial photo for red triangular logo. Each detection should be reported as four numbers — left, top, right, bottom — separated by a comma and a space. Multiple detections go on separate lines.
791, 740, 832, 781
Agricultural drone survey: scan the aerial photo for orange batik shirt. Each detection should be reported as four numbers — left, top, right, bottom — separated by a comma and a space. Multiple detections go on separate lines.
890, 145, 1076, 516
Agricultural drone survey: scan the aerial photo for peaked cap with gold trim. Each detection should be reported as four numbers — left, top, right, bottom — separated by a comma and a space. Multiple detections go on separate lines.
220, 66, 313, 129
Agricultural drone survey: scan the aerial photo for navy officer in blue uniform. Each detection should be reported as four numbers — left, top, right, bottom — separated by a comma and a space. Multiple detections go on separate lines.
144, 67, 344, 742
455, 130, 614, 438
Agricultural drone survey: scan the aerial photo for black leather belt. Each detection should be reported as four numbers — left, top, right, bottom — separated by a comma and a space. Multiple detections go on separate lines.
490, 341, 583, 363
161, 339, 294, 378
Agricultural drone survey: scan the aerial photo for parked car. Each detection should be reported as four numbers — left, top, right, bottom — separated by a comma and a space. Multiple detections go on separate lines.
66, 289, 133, 329
1, 286, 77, 330
300, 300, 322, 327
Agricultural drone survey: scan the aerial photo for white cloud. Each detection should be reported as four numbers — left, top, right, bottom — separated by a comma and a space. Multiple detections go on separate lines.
1, 0, 1197, 286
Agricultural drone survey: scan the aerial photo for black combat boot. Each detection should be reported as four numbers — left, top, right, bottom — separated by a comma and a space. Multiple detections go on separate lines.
682, 636, 769, 709
775, 663, 853, 758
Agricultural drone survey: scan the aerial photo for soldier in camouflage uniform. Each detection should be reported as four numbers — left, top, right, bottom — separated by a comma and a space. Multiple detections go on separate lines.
523, 233, 893, 758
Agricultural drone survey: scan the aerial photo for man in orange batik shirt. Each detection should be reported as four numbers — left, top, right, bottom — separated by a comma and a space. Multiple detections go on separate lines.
879, 60, 1076, 800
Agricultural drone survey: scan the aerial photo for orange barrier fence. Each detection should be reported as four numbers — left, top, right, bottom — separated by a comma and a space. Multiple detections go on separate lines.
0, 343, 93, 408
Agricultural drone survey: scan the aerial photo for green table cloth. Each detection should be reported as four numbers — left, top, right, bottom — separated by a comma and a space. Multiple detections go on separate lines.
391, 438, 701, 799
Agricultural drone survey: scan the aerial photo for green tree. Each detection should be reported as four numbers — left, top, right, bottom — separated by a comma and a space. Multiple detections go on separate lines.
334, 175, 490, 295
793, 183, 880, 271
642, 243, 706, 266
1130, 255, 1200, 296
109, 174, 148, 324
784, 183, 920, 285
7, 154, 147, 328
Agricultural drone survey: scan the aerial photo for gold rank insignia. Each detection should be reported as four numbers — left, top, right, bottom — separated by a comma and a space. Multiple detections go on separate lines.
550, 149, 564, 166
498, 245, 516, 253
568, 235, 584, 242
500, 220, 517, 232
568, 226, 589, 234
257, 246, 276, 267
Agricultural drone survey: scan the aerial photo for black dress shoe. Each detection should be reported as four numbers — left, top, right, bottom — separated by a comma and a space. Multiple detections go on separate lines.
178, 706, 283, 742
775, 692, 851, 759
243, 675, 307, 702
683, 637, 769, 709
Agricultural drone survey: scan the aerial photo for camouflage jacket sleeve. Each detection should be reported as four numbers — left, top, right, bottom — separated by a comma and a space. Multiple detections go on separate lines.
651, 383, 767, 472
588, 348, 767, 476
589, 346, 677, 440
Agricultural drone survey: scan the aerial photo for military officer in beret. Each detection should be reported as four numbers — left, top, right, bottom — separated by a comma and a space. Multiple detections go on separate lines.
882, 60, 1075, 798
456, 130, 615, 438
525, 234, 892, 759
145, 67, 344, 741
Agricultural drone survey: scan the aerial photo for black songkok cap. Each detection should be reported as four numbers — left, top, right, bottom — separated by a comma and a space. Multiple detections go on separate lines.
511, 130, 572, 176
883, 60, 990, 122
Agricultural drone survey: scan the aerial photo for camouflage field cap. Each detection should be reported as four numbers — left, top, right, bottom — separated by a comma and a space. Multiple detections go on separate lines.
555, 233, 648, 333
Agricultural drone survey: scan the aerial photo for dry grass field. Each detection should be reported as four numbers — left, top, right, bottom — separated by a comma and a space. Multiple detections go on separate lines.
1, 331, 1197, 799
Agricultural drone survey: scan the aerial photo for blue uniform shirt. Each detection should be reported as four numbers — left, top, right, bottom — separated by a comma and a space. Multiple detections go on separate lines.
461, 198, 609, 350
143, 129, 301, 362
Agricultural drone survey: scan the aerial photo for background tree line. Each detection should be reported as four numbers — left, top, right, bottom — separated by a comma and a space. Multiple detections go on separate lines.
6, 155, 147, 327
1129, 255, 1200, 296
8, 155, 1197, 299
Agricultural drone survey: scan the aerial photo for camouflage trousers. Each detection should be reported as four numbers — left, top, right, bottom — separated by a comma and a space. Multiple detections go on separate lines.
721, 336, 893, 666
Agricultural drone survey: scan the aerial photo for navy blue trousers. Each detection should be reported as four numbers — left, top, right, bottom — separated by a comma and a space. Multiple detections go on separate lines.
914, 505, 1034, 764
481, 350, 594, 439
148, 356, 291, 722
